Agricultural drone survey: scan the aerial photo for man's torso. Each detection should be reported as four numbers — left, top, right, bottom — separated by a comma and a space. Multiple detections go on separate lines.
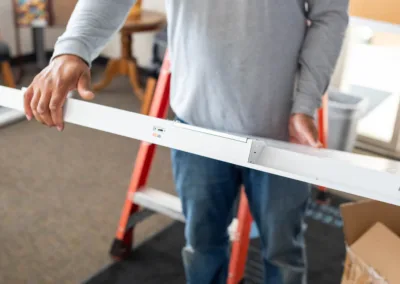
165, 0, 307, 140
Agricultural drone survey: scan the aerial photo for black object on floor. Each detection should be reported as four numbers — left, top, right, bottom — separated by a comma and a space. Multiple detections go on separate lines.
85, 200, 347, 284
83, 223, 186, 284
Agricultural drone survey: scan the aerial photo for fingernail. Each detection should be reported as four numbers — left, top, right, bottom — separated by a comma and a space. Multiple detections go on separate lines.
57, 126, 63, 132
26, 115, 31, 121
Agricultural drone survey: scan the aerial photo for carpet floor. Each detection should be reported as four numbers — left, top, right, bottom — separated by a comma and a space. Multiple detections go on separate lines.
83, 203, 347, 284
0, 66, 175, 284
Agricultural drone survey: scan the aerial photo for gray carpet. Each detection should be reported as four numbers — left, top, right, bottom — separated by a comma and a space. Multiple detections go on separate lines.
0, 67, 175, 284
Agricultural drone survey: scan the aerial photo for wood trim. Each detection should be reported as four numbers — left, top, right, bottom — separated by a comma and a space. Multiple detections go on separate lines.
350, 0, 400, 25
1, 62, 16, 88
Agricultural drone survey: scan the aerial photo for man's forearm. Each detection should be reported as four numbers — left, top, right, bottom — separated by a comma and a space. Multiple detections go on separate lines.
52, 0, 136, 66
292, 0, 349, 116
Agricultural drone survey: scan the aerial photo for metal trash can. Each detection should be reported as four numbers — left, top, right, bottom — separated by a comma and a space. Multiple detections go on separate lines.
327, 91, 368, 152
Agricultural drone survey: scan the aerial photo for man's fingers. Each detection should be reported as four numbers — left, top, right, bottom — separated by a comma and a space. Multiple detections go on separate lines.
25, 54, 92, 130
77, 72, 95, 100
289, 136, 301, 145
314, 139, 323, 148
51, 105, 64, 132
37, 87, 54, 126
24, 87, 34, 121
50, 84, 69, 131
303, 127, 321, 148
50, 95, 66, 132
290, 114, 324, 149
31, 89, 43, 124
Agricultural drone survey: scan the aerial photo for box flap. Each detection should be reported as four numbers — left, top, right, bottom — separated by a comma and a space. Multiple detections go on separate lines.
350, 222, 400, 283
341, 200, 400, 245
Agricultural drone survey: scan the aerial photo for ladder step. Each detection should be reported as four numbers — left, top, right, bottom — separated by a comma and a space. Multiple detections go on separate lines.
133, 188, 185, 222
133, 188, 240, 242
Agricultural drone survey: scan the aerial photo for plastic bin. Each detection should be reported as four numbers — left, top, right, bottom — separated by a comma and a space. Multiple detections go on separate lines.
327, 91, 368, 152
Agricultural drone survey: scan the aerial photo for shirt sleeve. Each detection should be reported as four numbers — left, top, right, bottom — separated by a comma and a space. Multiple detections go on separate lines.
292, 0, 349, 117
51, 0, 136, 66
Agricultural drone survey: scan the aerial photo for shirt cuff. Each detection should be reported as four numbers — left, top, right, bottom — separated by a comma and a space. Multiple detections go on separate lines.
291, 92, 321, 118
51, 38, 92, 67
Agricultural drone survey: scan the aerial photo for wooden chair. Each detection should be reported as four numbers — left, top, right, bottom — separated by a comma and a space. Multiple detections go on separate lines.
93, 10, 166, 115
0, 39, 16, 88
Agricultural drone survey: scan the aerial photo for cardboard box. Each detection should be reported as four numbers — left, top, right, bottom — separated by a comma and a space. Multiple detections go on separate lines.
341, 200, 400, 283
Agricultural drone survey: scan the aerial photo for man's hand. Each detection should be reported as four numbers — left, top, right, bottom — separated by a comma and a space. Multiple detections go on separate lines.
24, 55, 95, 131
289, 113, 322, 148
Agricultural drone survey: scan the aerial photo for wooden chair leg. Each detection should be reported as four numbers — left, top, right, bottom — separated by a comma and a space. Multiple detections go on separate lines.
140, 77, 157, 115
127, 60, 144, 100
93, 59, 120, 92
1, 61, 16, 88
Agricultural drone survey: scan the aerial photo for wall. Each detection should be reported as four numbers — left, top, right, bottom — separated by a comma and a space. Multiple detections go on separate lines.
0, 0, 65, 56
0, 0, 166, 67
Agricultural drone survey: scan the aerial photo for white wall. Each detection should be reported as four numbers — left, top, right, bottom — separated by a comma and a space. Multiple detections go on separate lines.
0, 0, 166, 67
0, 0, 65, 56
134, 0, 166, 66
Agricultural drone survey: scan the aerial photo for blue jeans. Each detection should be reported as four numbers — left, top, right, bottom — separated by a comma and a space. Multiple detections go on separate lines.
171, 138, 310, 284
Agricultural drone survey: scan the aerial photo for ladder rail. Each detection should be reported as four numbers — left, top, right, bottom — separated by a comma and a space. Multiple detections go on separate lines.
112, 52, 172, 257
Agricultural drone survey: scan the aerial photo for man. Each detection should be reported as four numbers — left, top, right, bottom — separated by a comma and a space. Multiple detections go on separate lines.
24, 1, 349, 283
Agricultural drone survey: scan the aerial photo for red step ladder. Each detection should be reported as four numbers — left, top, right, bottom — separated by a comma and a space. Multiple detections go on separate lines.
110, 51, 328, 283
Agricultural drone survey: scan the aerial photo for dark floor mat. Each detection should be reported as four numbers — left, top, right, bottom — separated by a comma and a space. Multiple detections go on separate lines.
85, 207, 347, 284
83, 223, 186, 284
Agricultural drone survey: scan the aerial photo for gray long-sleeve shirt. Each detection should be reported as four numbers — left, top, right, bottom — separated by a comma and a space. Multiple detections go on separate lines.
52, 0, 348, 140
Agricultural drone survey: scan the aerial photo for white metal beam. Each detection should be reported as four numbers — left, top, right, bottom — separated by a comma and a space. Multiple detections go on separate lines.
1, 86, 400, 206
0, 107, 25, 128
